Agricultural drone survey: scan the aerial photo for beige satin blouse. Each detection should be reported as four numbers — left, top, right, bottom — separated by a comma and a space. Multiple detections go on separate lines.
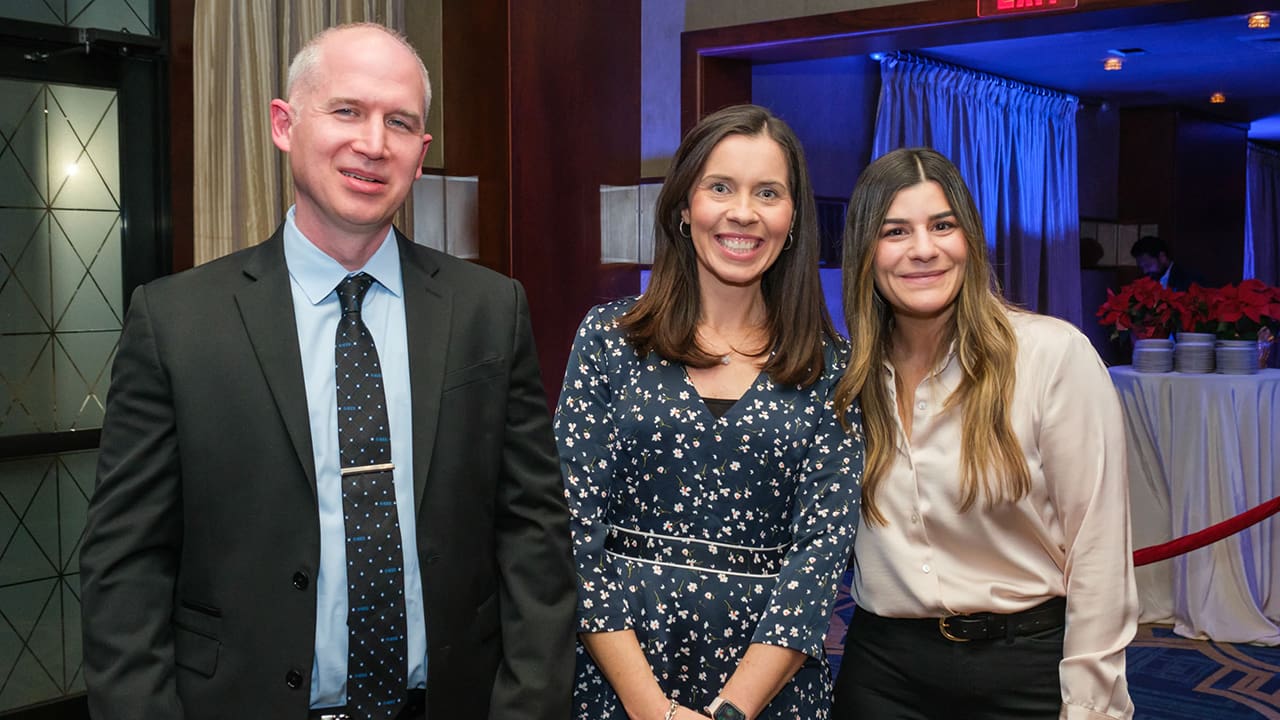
851, 310, 1137, 720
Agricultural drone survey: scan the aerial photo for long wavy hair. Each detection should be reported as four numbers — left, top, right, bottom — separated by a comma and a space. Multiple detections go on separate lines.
620, 104, 836, 386
834, 148, 1029, 525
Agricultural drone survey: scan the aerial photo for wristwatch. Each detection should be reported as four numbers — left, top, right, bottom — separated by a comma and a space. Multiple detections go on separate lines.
706, 696, 748, 720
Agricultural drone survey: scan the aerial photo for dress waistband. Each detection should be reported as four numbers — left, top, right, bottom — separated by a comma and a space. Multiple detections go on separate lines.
604, 525, 787, 577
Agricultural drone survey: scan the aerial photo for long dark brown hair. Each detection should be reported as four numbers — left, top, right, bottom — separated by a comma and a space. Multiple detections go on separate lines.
620, 104, 835, 386
834, 148, 1029, 525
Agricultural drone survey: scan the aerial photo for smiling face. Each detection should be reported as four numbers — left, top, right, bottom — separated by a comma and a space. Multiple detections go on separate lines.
873, 180, 968, 325
270, 26, 431, 257
679, 133, 793, 291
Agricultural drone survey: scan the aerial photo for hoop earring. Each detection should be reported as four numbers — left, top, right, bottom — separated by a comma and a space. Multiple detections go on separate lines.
783, 231, 794, 251
679, 220, 691, 238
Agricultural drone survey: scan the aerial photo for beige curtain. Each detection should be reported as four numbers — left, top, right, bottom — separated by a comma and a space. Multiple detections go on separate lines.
193, 0, 410, 265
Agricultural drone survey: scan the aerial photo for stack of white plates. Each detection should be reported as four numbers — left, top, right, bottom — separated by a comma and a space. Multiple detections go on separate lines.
1174, 333, 1215, 373
1216, 340, 1260, 375
1133, 338, 1174, 373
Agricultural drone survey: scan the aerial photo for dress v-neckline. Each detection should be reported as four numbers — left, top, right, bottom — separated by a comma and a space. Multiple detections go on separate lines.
678, 363, 767, 424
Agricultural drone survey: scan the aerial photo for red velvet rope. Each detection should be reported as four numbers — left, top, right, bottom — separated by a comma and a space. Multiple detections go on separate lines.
1133, 495, 1280, 567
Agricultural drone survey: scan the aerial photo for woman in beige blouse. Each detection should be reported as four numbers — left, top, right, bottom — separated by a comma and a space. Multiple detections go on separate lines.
830, 147, 1137, 720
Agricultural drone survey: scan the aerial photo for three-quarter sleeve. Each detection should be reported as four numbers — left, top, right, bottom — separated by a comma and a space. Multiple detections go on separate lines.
554, 308, 632, 633
1039, 330, 1138, 720
751, 358, 864, 659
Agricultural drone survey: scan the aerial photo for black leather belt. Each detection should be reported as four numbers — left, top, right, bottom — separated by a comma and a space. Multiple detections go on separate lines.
309, 689, 426, 720
936, 596, 1066, 642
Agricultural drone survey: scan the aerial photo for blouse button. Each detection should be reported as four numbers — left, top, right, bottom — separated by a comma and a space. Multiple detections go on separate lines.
922, 563, 932, 573
916, 401, 927, 411
911, 513, 919, 524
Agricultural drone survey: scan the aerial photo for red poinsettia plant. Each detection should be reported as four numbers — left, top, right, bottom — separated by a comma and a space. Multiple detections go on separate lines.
1207, 279, 1280, 340
1170, 283, 1218, 334
1101, 278, 1280, 341
1096, 276, 1178, 339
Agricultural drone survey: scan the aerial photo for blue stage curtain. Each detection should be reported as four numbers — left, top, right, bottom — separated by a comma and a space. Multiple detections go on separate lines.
872, 53, 1081, 326
1245, 142, 1280, 285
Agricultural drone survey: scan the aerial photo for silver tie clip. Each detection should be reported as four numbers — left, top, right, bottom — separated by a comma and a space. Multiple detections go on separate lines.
340, 462, 395, 477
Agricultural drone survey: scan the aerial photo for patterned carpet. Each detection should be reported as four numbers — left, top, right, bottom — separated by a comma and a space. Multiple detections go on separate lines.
1127, 625, 1280, 719
825, 578, 1280, 719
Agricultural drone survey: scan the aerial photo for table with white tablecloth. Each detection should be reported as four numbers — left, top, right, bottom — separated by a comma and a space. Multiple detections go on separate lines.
1108, 366, 1280, 645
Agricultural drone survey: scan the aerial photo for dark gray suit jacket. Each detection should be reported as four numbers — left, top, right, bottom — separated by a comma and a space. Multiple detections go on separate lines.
80, 228, 575, 719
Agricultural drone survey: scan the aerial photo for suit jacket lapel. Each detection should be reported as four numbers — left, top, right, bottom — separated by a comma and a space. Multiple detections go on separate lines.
235, 229, 318, 494
398, 232, 450, 510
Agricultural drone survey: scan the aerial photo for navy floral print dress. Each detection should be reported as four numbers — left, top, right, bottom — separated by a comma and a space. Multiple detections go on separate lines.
554, 299, 864, 719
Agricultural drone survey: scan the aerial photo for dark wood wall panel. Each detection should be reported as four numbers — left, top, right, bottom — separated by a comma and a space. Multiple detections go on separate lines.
1118, 108, 1177, 226
1119, 108, 1248, 287
508, 1, 642, 399
441, 2, 642, 402
1171, 114, 1247, 286
169, 0, 194, 273
680, 48, 751, 133
442, 0, 512, 275
1077, 104, 1121, 221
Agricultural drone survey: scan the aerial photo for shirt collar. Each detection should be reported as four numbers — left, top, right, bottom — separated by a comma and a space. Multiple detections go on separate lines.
880, 338, 959, 381
282, 206, 404, 305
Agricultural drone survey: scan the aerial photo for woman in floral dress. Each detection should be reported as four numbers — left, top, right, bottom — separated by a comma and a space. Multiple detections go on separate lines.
554, 104, 864, 720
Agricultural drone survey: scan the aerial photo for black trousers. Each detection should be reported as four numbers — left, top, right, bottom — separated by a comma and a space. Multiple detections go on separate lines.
831, 606, 1063, 720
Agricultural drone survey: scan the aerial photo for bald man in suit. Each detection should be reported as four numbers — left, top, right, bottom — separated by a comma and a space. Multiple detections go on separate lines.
80, 23, 574, 720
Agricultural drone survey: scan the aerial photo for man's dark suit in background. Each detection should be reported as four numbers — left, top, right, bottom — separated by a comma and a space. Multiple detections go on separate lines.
79, 23, 574, 720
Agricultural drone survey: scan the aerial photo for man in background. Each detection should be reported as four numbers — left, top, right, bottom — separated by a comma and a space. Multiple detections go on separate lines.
1130, 235, 1201, 291
80, 23, 574, 720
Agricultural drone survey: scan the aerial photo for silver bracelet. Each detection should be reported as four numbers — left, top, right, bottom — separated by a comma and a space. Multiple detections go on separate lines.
663, 698, 680, 720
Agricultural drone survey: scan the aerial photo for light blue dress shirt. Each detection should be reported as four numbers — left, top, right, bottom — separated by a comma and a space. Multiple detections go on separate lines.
281, 208, 427, 707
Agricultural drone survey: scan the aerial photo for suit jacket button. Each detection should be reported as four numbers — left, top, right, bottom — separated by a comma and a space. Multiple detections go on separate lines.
292, 571, 309, 590
285, 669, 304, 689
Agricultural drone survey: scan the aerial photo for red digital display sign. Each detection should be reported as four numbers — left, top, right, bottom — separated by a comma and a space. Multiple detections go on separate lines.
977, 0, 1079, 17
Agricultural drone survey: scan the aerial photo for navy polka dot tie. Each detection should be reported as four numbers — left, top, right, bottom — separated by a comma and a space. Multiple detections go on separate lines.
335, 273, 407, 719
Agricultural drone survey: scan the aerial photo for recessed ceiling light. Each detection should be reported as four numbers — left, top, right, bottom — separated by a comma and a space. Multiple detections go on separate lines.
1248, 12, 1271, 29
1103, 57, 1123, 71
1210, 92, 1227, 104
